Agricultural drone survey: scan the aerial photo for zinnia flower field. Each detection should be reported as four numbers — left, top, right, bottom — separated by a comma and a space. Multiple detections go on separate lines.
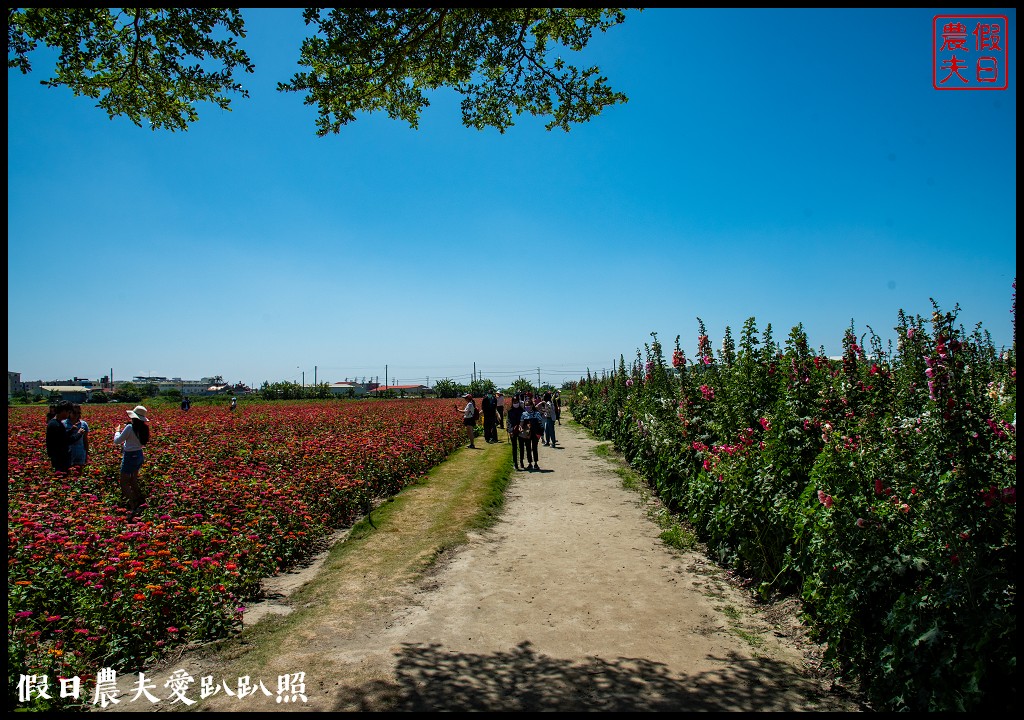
570, 301, 1016, 712
8, 399, 465, 697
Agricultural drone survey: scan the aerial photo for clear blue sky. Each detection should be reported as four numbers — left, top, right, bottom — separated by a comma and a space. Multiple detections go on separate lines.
7, 8, 1017, 389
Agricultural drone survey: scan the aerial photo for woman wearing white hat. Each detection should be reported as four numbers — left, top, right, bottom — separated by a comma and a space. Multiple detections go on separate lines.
455, 393, 478, 449
114, 405, 151, 517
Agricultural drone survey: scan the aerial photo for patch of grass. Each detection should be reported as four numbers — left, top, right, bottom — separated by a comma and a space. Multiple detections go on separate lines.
659, 523, 697, 551
720, 604, 742, 621
732, 628, 765, 648
614, 466, 642, 491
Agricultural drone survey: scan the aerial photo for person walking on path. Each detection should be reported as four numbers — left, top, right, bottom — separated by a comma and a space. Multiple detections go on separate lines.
114, 405, 151, 517
520, 401, 545, 470
66, 403, 90, 467
494, 392, 505, 433
46, 400, 83, 471
507, 397, 526, 470
456, 393, 478, 449
541, 392, 558, 448
482, 391, 499, 443
230, 396, 237, 412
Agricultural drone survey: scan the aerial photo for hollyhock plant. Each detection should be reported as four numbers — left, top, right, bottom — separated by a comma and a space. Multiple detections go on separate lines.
567, 291, 1016, 712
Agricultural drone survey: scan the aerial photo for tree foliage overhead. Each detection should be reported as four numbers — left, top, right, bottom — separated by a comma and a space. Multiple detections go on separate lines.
7, 8, 253, 132
7, 7, 633, 135
282, 8, 631, 135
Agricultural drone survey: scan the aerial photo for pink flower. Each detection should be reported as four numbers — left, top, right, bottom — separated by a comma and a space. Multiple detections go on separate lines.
817, 489, 833, 508
907, 327, 916, 339
625, 378, 633, 387
855, 518, 866, 528
758, 417, 770, 432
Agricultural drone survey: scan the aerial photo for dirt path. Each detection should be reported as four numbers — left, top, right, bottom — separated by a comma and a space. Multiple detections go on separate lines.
105, 417, 860, 712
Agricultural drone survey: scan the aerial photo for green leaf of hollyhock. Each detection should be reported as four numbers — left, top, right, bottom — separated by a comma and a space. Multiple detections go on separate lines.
915, 625, 941, 647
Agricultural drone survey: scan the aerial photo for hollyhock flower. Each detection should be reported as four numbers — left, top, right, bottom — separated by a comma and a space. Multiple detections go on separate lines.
986, 418, 1008, 440
981, 487, 999, 507
907, 327, 916, 339
856, 518, 866, 528
759, 417, 770, 432
625, 378, 633, 387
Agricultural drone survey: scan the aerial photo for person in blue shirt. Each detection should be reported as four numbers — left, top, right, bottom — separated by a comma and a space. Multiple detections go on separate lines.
46, 400, 82, 471
65, 403, 89, 466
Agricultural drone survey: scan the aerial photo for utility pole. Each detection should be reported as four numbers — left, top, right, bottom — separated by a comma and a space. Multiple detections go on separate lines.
314, 365, 317, 386
385, 365, 388, 391
473, 362, 476, 387
537, 367, 541, 387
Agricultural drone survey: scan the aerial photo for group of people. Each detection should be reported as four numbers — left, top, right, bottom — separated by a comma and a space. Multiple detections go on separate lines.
457, 390, 562, 471
44, 401, 152, 518
45, 400, 89, 471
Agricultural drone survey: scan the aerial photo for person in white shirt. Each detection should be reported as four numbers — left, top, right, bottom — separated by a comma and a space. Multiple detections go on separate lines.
456, 393, 477, 449
114, 405, 151, 517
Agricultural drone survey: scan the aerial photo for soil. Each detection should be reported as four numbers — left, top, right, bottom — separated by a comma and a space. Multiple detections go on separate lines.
103, 416, 863, 712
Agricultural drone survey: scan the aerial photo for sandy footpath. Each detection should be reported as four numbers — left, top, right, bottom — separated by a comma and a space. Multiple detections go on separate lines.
105, 417, 860, 712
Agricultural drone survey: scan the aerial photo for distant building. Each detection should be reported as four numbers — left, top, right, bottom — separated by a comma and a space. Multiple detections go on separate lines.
328, 382, 371, 397
371, 384, 431, 397
37, 386, 96, 404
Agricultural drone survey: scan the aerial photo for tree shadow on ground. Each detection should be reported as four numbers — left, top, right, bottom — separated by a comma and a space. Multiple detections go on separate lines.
332, 641, 851, 712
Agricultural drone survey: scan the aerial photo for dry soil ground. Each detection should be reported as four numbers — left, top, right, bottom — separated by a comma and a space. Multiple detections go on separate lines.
105, 415, 862, 712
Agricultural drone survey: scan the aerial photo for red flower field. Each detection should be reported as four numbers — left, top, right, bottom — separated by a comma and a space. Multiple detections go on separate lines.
8, 400, 465, 689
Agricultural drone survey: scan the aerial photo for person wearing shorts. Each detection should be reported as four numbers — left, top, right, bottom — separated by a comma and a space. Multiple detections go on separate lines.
457, 393, 477, 448
114, 405, 151, 517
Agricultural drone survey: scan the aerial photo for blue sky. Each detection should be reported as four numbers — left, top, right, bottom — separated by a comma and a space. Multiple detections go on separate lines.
7, 8, 1017, 389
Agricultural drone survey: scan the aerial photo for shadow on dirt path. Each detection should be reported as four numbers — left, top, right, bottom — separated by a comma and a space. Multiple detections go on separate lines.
334, 642, 834, 712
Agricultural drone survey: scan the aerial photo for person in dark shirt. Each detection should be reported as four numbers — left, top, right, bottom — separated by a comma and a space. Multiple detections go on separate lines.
482, 391, 499, 443
507, 398, 526, 471
46, 400, 82, 471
